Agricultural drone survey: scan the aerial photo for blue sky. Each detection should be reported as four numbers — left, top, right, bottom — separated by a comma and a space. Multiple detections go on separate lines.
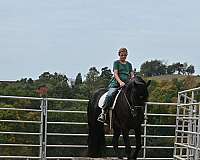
0, 0, 200, 80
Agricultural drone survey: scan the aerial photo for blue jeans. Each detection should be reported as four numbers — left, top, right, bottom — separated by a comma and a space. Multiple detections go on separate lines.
104, 87, 118, 108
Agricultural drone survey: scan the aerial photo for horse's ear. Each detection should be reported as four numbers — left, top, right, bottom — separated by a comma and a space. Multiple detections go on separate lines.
146, 80, 151, 87
134, 80, 144, 85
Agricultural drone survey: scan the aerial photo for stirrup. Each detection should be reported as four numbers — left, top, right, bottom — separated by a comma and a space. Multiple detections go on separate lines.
97, 114, 106, 123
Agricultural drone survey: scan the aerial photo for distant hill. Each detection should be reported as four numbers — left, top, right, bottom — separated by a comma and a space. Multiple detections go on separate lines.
0, 80, 16, 84
146, 74, 200, 84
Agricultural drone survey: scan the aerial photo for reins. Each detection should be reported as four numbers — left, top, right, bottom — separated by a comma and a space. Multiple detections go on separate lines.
123, 86, 143, 117
123, 92, 143, 108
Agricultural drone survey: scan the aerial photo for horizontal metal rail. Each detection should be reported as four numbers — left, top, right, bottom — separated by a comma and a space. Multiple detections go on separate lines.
177, 116, 200, 120
146, 102, 177, 105
47, 122, 87, 125
0, 95, 179, 159
0, 157, 174, 160
0, 120, 41, 123
46, 133, 175, 138
0, 95, 89, 102
173, 155, 185, 160
46, 122, 177, 127
46, 157, 173, 160
147, 113, 177, 116
0, 107, 41, 112
178, 102, 200, 106
145, 124, 176, 127
48, 110, 86, 113
44, 144, 174, 149
0, 131, 41, 135
0, 144, 41, 147
178, 86, 200, 94
0, 95, 42, 100
175, 143, 200, 151
0, 156, 40, 159
176, 130, 200, 135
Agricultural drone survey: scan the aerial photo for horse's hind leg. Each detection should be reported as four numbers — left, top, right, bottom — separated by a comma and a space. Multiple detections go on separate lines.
112, 128, 123, 159
122, 130, 132, 159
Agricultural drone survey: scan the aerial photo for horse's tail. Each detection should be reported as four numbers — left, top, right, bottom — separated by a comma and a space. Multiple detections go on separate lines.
87, 88, 107, 157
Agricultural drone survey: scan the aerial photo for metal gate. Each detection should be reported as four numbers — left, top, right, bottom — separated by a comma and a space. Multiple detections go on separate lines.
0, 95, 178, 159
173, 87, 200, 160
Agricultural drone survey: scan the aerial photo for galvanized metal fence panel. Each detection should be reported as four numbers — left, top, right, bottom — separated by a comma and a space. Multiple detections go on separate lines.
0, 95, 178, 159
173, 87, 200, 160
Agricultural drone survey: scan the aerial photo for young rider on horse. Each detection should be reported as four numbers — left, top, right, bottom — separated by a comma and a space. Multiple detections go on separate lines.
97, 47, 135, 123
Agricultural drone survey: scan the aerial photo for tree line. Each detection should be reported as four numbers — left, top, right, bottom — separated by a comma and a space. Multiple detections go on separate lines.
140, 60, 195, 77
0, 60, 199, 158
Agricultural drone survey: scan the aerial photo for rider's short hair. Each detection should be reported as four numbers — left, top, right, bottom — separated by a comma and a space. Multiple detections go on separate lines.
118, 48, 128, 55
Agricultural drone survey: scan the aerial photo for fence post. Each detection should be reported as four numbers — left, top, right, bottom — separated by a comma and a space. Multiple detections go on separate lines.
39, 98, 48, 160
143, 103, 148, 159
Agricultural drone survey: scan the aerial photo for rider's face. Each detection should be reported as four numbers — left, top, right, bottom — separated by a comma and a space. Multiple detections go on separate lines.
119, 52, 128, 62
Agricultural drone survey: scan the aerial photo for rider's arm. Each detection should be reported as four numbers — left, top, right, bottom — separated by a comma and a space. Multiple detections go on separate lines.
114, 70, 125, 87
130, 71, 135, 79
130, 68, 136, 79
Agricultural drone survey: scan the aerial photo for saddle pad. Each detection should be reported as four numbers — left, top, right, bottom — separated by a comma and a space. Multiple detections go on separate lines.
111, 90, 121, 109
98, 89, 121, 109
98, 91, 108, 108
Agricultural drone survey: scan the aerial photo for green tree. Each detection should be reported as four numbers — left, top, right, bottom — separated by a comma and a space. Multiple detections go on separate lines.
173, 62, 187, 75
85, 67, 100, 96
140, 60, 166, 77
39, 72, 52, 81
166, 64, 176, 74
75, 73, 82, 86
99, 67, 112, 87
186, 65, 195, 75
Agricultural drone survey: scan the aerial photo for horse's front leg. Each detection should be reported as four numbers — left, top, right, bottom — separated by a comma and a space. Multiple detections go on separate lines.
122, 129, 132, 159
112, 128, 123, 159
132, 124, 142, 160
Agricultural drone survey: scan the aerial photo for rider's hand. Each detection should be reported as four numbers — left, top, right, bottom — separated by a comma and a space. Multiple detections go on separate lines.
130, 76, 135, 80
119, 81, 125, 87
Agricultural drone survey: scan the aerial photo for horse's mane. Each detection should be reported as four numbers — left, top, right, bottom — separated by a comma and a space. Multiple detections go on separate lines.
122, 76, 146, 93
129, 76, 147, 87
134, 76, 146, 83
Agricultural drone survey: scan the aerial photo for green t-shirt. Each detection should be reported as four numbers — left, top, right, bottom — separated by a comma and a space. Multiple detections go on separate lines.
109, 60, 133, 88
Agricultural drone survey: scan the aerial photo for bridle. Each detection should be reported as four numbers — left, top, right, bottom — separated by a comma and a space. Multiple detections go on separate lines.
122, 80, 145, 117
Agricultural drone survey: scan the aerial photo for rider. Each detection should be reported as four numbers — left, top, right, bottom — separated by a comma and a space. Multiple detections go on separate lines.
97, 47, 135, 123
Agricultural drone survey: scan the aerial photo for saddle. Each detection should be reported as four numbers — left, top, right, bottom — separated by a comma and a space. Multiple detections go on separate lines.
98, 89, 121, 130
98, 89, 121, 109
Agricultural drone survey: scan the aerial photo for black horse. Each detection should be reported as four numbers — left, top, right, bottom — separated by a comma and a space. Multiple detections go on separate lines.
87, 76, 151, 160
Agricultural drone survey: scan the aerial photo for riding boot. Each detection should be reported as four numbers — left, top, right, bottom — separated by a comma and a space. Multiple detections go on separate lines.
97, 101, 110, 123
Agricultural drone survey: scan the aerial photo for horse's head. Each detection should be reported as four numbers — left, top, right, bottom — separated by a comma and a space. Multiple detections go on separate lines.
125, 76, 151, 106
